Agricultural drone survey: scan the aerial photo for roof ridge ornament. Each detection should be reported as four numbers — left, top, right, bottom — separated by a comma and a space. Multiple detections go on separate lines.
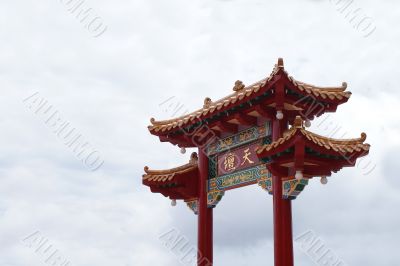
203, 97, 213, 108
143, 166, 149, 174
277, 58, 284, 68
233, 80, 245, 92
360, 132, 367, 142
293, 116, 304, 129
189, 152, 198, 164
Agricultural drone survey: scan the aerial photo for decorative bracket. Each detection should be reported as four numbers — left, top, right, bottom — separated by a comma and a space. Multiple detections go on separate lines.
207, 191, 225, 208
257, 172, 273, 195
185, 199, 199, 215
283, 178, 309, 200
258, 174, 309, 200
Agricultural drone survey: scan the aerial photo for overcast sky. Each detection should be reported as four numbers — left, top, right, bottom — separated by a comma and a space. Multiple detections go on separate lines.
1, 0, 399, 265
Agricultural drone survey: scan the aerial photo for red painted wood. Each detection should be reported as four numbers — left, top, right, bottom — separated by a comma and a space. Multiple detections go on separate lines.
294, 137, 305, 171
198, 149, 213, 266
232, 113, 257, 126
253, 105, 275, 120
149, 75, 281, 137
214, 121, 238, 134
272, 98, 294, 266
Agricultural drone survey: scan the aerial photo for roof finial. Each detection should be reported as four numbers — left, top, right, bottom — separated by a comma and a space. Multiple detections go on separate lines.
277, 58, 284, 68
360, 132, 367, 141
203, 97, 212, 108
190, 152, 198, 164
144, 166, 149, 173
342, 82, 348, 89
294, 116, 304, 129
233, 80, 245, 92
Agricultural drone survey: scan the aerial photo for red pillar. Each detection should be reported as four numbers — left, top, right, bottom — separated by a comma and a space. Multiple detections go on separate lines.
198, 149, 213, 266
272, 118, 294, 266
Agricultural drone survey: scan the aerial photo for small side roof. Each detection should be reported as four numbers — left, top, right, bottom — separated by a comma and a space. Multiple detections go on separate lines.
257, 116, 369, 156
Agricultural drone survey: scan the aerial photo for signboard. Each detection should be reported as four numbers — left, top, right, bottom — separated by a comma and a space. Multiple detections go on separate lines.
217, 141, 260, 176
207, 122, 273, 207
205, 121, 309, 208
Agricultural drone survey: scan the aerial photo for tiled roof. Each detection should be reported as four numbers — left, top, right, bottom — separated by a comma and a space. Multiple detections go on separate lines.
288, 78, 351, 100
257, 116, 370, 155
148, 58, 349, 134
142, 152, 198, 183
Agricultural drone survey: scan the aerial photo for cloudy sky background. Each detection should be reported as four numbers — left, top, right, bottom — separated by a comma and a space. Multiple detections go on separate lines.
1, 0, 399, 265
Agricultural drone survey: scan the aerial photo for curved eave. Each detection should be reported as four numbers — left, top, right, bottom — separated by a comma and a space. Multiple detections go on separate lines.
148, 69, 280, 135
287, 76, 351, 103
301, 130, 370, 155
257, 120, 370, 179
148, 59, 351, 137
142, 156, 199, 200
142, 163, 198, 185
257, 119, 370, 158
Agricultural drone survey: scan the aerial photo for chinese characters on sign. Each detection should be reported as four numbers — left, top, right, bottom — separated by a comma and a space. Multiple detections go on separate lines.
207, 123, 272, 207
242, 148, 255, 165
218, 142, 260, 176
223, 153, 238, 172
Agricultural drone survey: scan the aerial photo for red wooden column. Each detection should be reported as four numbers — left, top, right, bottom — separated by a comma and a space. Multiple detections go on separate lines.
272, 118, 294, 266
198, 149, 213, 266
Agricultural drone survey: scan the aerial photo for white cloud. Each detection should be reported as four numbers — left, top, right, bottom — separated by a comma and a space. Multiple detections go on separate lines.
0, 0, 399, 265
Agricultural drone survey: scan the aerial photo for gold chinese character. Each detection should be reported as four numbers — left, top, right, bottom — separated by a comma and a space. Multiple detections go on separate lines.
224, 153, 236, 172
241, 148, 255, 165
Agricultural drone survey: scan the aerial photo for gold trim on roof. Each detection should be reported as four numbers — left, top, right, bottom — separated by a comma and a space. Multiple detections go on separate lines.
149, 59, 349, 133
257, 116, 370, 154
233, 80, 245, 92
143, 152, 198, 182
288, 77, 351, 100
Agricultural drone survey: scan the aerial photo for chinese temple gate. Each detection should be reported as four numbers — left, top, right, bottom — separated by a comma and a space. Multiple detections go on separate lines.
142, 58, 370, 266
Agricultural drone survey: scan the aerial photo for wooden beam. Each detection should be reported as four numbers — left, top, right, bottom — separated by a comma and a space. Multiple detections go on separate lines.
214, 121, 238, 134
294, 138, 305, 170
192, 127, 220, 147
159, 134, 193, 147
170, 134, 194, 147
267, 163, 288, 177
232, 113, 257, 126
254, 105, 274, 119
159, 135, 169, 142
304, 154, 354, 168
303, 166, 332, 177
